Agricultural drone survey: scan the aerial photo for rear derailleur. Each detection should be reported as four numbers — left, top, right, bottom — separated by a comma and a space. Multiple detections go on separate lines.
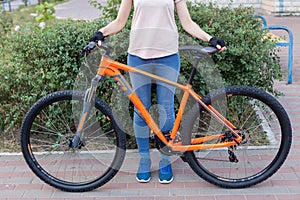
222, 130, 245, 163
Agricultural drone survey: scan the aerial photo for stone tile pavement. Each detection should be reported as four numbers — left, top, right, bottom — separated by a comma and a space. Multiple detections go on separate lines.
1, 1, 300, 199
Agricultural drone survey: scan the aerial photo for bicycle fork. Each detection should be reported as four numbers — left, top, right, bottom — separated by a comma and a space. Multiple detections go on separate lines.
71, 75, 103, 148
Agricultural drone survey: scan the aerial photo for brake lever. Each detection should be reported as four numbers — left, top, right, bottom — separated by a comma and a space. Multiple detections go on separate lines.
81, 41, 97, 56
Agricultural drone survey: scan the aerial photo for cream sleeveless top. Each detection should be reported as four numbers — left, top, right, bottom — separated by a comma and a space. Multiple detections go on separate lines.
128, 0, 183, 59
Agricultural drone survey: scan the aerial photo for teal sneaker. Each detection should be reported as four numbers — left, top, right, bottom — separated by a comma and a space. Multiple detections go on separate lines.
136, 158, 151, 183
159, 159, 173, 184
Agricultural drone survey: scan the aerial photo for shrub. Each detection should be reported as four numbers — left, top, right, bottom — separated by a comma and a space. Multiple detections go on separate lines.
0, 8, 13, 53
0, 19, 106, 133
89, 0, 123, 19
35, 2, 56, 22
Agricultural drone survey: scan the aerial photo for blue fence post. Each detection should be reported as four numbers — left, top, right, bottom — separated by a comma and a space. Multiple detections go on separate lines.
254, 14, 294, 84
264, 26, 294, 84
253, 14, 267, 27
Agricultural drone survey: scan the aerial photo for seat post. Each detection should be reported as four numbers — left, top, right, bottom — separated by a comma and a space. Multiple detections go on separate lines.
187, 56, 201, 85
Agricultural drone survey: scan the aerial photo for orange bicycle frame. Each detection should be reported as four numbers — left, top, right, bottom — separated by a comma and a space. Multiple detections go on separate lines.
97, 56, 243, 152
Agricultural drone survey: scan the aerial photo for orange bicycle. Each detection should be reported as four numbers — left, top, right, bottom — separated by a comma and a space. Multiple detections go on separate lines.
21, 41, 292, 192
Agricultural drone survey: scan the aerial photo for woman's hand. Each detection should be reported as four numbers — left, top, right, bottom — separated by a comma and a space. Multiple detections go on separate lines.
89, 31, 105, 42
209, 37, 226, 52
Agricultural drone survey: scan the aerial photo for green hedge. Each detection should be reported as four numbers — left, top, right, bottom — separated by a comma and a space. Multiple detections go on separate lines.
0, 19, 106, 133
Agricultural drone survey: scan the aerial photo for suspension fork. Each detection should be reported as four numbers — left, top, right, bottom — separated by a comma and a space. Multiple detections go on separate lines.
71, 75, 103, 148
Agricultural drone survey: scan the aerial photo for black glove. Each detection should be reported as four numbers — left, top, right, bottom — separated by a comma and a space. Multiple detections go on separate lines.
209, 37, 226, 49
89, 31, 105, 42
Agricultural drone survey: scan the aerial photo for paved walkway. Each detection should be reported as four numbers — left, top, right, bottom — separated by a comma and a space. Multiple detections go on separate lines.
54, 0, 104, 20
1, 1, 300, 199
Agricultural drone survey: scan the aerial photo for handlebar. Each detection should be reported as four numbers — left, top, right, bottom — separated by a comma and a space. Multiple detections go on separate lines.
82, 42, 219, 57
80, 42, 221, 74
81, 41, 113, 57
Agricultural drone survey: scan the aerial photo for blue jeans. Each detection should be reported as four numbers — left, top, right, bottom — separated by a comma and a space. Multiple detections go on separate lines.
128, 53, 180, 160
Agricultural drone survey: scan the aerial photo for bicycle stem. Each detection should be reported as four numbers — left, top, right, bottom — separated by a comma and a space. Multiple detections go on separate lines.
72, 75, 103, 148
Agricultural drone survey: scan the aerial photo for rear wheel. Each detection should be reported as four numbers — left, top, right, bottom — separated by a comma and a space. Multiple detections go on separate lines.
21, 90, 126, 192
182, 86, 292, 188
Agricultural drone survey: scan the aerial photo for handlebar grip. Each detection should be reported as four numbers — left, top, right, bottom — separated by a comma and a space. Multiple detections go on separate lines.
87, 41, 97, 50
81, 41, 113, 57
84, 41, 97, 52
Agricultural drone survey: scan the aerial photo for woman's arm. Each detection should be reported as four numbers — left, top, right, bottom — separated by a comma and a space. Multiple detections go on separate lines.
99, 0, 133, 36
175, 0, 211, 41
176, 0, 226, 51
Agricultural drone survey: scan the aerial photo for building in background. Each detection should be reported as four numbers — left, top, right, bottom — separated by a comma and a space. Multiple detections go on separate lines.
201, 0, 300, 15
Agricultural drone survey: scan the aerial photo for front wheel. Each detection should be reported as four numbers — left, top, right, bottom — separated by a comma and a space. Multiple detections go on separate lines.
182, 86, 292, 188
20, 90, 126, 192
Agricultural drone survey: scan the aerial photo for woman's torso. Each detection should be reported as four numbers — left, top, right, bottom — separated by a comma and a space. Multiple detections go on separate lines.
128, 0, 180, 59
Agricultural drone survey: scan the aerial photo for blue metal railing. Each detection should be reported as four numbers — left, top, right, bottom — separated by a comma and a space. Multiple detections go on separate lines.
254, 14, 294, 84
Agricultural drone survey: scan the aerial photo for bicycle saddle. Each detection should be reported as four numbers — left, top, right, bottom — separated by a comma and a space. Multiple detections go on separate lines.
179, 45, 219, 55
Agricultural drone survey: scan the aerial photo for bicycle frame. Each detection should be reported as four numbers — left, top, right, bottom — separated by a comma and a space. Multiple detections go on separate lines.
75, 53, 243, 152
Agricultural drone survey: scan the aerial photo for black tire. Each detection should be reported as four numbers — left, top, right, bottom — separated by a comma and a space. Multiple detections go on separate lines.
21, 90, 126, 192
182, 86, 292, 188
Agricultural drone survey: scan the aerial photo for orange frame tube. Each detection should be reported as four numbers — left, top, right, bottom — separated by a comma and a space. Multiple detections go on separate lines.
97, 56, 242, 152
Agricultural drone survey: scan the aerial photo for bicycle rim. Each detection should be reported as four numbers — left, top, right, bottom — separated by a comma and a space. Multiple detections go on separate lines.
182, 86, 292, 188
21, 90, 126, 192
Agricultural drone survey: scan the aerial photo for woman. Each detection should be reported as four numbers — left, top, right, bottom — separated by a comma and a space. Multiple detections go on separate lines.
90, 0, 226, 184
